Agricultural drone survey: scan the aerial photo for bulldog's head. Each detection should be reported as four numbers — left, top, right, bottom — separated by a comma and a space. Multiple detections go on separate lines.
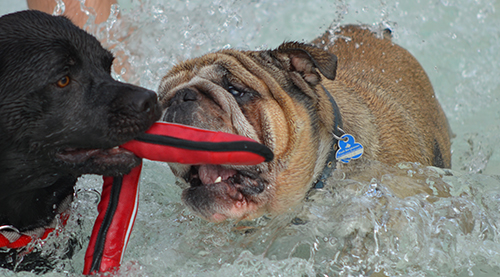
159, 43, 337, 222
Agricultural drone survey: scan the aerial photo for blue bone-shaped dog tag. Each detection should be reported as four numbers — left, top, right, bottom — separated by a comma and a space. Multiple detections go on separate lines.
335, 134, 364, 163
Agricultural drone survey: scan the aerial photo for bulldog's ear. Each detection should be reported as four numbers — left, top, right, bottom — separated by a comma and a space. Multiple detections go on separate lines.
276, 42, 337, 85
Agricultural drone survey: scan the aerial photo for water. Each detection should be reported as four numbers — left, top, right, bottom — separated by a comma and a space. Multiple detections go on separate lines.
1, 0, 499, 276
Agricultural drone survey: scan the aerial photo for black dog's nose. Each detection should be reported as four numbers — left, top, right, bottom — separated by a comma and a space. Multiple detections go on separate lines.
120, 85, 161, 122
106, 80, 159, 115
129, 89, 158, 113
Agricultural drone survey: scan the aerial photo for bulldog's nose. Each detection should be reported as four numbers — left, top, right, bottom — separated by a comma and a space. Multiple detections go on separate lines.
163, 88, 201, 123
172, 88, 199, 103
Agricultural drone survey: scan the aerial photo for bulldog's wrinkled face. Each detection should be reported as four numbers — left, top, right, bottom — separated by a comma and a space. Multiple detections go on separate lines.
158, 45, 338, 222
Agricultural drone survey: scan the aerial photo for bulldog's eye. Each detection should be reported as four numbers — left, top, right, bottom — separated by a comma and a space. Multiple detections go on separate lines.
56, 76, 70, 88
228, 86, 245, 97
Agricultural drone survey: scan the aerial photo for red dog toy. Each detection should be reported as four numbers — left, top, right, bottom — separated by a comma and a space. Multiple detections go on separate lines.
83, 122, 273, 274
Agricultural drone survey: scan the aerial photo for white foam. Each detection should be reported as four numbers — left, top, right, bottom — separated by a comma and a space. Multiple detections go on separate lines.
2, 0, 499, 275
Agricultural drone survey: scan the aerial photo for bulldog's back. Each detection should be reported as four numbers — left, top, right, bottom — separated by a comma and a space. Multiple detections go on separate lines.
313, 25, 451, 168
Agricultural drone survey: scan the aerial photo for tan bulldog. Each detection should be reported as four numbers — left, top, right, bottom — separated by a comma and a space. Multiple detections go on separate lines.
157, 25, 452, 222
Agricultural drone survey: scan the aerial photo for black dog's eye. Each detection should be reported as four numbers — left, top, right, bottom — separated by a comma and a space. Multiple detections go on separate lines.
56, 76, 70, 88
228, 86, 244, 97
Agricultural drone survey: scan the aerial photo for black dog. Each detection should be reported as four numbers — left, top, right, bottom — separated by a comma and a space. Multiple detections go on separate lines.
0, 10, 160, 240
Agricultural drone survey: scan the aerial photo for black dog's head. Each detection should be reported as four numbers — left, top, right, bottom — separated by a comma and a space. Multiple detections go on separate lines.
0, 11, 161, 230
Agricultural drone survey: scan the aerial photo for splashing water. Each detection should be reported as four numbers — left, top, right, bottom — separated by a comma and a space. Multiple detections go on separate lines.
1, 0, 500, 276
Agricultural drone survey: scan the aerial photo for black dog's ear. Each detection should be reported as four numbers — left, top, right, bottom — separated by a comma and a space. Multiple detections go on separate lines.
275, 42, 337, 85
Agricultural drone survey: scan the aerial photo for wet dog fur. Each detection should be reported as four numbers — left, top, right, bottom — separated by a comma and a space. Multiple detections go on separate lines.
0, 10, 161, 233
158, 25, 451, 222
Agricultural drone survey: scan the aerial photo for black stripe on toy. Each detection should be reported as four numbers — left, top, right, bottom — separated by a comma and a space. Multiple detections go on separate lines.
135, 133, 274, 162
89, 177, 123, 273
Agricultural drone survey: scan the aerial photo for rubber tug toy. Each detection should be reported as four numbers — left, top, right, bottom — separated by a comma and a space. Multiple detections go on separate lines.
82, 122, 273, 275
0, 122, 272, 274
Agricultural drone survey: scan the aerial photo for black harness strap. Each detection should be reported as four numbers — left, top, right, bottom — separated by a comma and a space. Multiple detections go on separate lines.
313, 85, 343, 189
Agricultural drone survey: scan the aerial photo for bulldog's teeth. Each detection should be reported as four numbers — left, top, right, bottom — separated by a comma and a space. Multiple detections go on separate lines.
215, 176, 222, 183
